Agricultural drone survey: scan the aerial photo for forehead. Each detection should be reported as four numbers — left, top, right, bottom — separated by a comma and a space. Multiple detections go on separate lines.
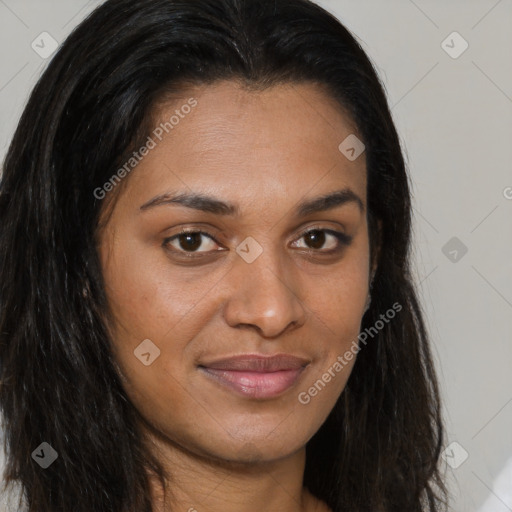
116, 80, 366, 216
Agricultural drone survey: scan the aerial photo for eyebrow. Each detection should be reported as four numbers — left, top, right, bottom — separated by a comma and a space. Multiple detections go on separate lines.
139, 188, 364, 217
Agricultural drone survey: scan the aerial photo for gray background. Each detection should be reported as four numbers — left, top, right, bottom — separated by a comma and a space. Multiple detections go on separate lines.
0, 1, 511, 511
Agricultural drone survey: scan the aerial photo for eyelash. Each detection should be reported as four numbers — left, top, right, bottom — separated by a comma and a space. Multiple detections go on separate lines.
162, 226, 352, 259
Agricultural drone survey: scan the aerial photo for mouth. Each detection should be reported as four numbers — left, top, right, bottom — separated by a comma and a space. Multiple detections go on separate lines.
197, 354, 311, 399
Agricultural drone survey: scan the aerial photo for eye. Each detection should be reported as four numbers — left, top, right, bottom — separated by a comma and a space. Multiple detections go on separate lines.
163, 229, 222, 256
292, 227, 352, 253
162, 226, 352, 259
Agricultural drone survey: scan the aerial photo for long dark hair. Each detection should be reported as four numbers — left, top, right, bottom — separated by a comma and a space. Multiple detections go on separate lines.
0, 0, 448, 510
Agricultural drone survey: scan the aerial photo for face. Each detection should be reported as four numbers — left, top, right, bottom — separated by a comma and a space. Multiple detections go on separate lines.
98, 80, 374, 464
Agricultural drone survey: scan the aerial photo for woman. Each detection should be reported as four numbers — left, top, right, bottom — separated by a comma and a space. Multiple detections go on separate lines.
0, 0, 448, 510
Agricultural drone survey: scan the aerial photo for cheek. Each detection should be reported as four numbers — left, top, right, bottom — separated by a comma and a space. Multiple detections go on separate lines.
99, 240, 228, 425
296, 264, 367, 405
100, 235, 220, 343
306, 268, 368, 345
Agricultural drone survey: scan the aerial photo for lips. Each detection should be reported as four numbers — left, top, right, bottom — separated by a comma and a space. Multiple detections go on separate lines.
198, 354, 310, 399
199, 354, 310, 372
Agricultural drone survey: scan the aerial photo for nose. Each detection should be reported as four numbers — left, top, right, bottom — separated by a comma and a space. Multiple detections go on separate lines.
222, 249, 307, 338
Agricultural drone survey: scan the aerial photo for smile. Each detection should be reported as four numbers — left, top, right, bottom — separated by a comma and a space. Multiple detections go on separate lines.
198, 367, 307, 399
197, 353, 311, 399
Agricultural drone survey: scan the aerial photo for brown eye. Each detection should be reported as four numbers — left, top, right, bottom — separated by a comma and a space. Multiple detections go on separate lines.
293, 228, 352, 252
303, 230, 326, 250
164, 231, 220, 254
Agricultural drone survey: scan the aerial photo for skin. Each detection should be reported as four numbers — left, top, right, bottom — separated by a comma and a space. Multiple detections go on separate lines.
98, 80, 379, 512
